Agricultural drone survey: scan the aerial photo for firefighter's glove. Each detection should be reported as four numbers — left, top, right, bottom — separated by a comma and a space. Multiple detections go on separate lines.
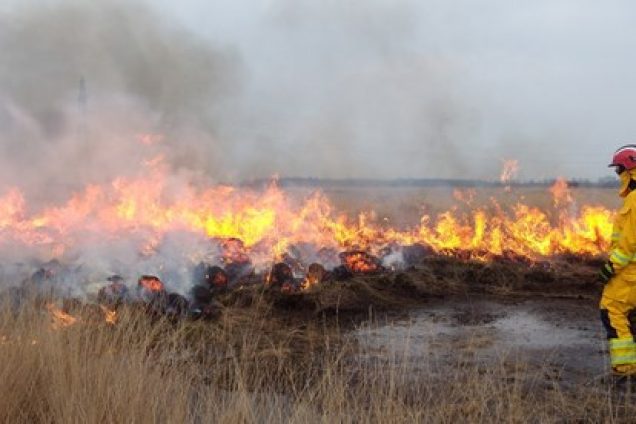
600, 261, 615, 283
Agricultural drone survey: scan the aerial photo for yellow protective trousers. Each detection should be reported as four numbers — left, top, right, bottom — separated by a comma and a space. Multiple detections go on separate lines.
600, 270, 636, 374
599, 189, 636, 374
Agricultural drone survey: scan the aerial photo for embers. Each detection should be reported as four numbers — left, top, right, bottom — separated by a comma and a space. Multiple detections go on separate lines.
135, 275, 167, 315
137, 275, 165, 299
339, 251, 384, 274
193, 264, 229, 290
300, 263, 327, 291
267, 262, 330, 293
266, 262, 297, 293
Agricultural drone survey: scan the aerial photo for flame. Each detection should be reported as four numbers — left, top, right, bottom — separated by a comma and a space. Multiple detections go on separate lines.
0, 155, 615, 270
341, 251, 382, 274
500, 159, 519, 184
453, 188, 476, 204
300, 263, 327, 291
139, 276, 164, 292
100, 305, 118, 325
300, 274, 320, 291
46, 304, 78, 329
549, 178, 573, 207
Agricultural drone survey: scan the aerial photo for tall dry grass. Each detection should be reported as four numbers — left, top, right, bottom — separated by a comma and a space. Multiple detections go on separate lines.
0, 297, 633, 423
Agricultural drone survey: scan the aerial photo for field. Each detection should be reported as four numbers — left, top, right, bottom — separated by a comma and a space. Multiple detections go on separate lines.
0, 185, 630, 423
292, 185, 619, 226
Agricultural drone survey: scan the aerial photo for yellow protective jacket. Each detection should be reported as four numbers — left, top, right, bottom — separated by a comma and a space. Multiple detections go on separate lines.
600, 180, 636, 373
609, 190, 636, 278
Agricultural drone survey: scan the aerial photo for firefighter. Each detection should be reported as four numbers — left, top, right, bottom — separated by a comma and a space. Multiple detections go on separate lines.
600, 144, 636, 375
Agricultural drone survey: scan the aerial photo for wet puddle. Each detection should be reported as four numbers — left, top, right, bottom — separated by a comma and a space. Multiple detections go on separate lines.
353, 296, 607, 383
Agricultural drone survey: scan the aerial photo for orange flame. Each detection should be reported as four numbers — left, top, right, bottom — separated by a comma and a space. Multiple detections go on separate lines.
139, 276, 164, 292
549, 178, 573, 207
453, 188, 476, 204
500, 159, 519, 184
300, 274, 321, 291
0, 159, 614, 269
341, 252, 381, 273
46, 304, 78, 329
300, 263, 327, 291
100, 305, 118, 325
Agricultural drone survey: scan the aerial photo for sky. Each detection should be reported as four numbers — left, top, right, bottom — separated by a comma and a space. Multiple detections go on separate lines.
1, 0, 635, 185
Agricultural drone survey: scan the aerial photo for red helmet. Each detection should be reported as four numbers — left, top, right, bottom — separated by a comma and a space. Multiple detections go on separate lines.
609, 145, 636, 172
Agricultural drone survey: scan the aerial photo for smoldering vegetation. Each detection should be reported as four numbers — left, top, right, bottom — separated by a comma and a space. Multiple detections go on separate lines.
0, 2, 626, 420
5, 244, 603, 328
5, 227, 606, 313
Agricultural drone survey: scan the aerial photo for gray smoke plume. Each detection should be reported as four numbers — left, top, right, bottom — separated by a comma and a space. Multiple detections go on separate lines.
0, 0, 630, 298
2, 0, 633, 190
0, 0, 240, 202
146, 0, 633, 181
0, 0, 247, 295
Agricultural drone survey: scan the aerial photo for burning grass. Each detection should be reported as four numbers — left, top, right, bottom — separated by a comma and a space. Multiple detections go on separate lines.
0, 171, 617, 269
0, 294, 632, 423
0, 180, 620, 421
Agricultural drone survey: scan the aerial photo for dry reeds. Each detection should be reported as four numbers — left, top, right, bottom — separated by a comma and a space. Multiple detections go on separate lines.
0, 295, 632, 423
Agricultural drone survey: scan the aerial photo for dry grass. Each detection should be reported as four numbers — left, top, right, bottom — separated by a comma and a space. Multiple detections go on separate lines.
0, 294, 634, 423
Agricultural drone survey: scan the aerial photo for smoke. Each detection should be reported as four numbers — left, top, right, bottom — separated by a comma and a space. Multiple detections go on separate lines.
0, 0, 241, 201
1, 0, 633, 188
0, 0, 630, 297
207, 0, 478, 180
148, 0, 635, 181
0, 0, 247, 294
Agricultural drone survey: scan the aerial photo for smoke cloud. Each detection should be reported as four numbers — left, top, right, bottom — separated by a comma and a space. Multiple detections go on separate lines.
0, 0, 631, 295
3, 0, 631, 186
0, 0, 241, 202
150, 0, 636, 180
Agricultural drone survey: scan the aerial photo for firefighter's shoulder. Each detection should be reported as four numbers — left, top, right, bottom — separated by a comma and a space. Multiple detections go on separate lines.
622, 190, 636, 213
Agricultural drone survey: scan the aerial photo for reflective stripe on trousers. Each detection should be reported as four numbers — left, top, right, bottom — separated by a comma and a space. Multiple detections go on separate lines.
610, 338, 636, 366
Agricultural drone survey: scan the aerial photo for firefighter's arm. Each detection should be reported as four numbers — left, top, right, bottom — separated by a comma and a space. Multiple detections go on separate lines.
610, 200, 636, 274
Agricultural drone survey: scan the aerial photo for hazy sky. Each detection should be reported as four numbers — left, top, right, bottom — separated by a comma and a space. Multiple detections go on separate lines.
150, 0, 636, 180
1, 0, 635, 183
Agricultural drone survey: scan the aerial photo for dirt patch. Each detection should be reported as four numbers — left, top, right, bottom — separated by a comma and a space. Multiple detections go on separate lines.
451, 309, 504, 326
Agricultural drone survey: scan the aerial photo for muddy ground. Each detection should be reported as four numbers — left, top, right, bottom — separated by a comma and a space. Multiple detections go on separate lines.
214, 254, 611, 393
353, 295, 606, 390
14, 252, 614, 395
